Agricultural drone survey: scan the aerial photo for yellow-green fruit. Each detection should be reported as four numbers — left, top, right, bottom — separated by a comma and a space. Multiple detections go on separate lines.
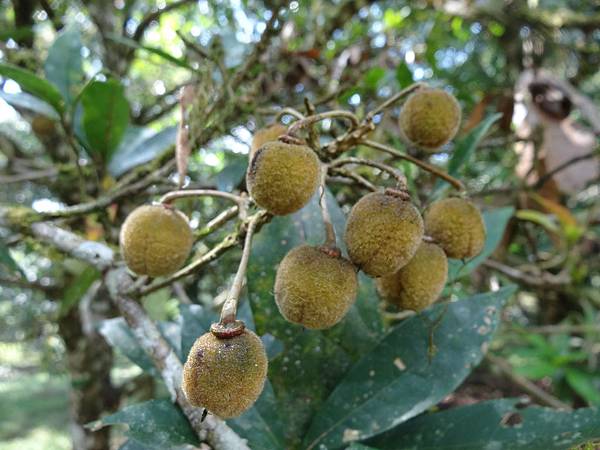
274, 245, 358, 329
344, 191, 424, 277
250, 123, 287, 159
247, 141, 320, 215
424, 197, 486, 259
376, 242, 448, 312
119, 204, 193, 277
182, 328, 268, 418
399, 88, 461, 150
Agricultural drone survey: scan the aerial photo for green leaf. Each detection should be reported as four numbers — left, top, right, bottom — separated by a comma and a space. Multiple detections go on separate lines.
447, 113, 502, 177
108, 126, 176, 177
0, 91, 60, 119
106, 34, 195, 70
118, 439, 154, 450
216, 155, 248, 192
44, 27, 83, 104
363, 67, 385, 90
448, 206, 514, 279
80, 79, 130, 160
565, 369, 600, 405
0, 27, 34, 43
367, 399, 600, 449
179, 303, 219, 360
247, 190, 384, 448
91, 399, 198, 449
302, 286, 516, 449
229, 381, 287, 450
395, 62, 413, 88
59, 266, 100, 317
0, 63, 64, 113
98, 318, 158, 376
0, 239, 24, 277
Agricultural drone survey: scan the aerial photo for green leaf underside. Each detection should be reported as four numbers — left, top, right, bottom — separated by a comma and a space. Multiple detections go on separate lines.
0, 63, 64, 113
302, 286, 516, 449
367, 398, 600, 450
44, 27, 83, 104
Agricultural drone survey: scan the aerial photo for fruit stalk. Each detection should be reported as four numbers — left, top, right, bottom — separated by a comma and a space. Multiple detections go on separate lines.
361, 139, 465, 191
159, 189, 245, 207
318, 165, 337, 247
286, 110, 360, 136
219, 212, 262, 324
366, 82, 426, 118
328, 156, 408, 191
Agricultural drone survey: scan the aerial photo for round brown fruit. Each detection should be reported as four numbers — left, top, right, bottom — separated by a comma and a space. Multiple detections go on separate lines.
376, 241, 448, 312
119, 204, 193, 277
398, 88, 461, 150
246, 140, 320, 215
424, 197, 486, 259
182, 327, 268, 418
274, 245, 358, 329
344, 191, 424, 277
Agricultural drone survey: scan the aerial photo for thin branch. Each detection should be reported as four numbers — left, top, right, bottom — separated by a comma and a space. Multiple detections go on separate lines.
275, 107, 305, 121
484, 259, 571, 288
196, 205, 239, 238
131, 0, 196, 42
219, 212, 262, 324
318, 165, 337, 247
328, 167, 377, 191
362, 139, 466, 191
328, 156, 407, 189
534, 147, 599, 189
486, 354, 572, 410
287, 110, 359, 137
366, 82, 425, 119
0, 167, 59, 184
159, 189, 244, 207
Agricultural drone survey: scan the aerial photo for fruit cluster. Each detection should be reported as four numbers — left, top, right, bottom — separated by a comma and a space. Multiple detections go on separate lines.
118, 85, 485, 419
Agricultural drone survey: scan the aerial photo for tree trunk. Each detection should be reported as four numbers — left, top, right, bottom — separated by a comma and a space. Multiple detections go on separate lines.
58, 299, 118, 450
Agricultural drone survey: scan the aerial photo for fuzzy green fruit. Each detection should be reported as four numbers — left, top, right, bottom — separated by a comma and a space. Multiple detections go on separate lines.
182, 327, 268, 418
250, 123, 287, 159
399, 88, 461, 150
274, 245, 358, 329
424, 197, 486, 259
376, 241, 448, 311
344, 191, 424, 277
247, 140, 320, 215
119, 204, 193, 277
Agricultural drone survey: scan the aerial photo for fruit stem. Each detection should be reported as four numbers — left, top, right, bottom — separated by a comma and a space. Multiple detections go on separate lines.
318, 165, 337, 247
286, 110, 360, 137
274, 107, 306, 121
159, 189, 246, 208
219, 213, 262, 325
361, 139, 466, 192
366, 82, 426, 118
328, 157, 408, 191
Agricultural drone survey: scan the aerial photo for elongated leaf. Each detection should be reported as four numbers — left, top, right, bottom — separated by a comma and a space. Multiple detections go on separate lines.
247, 190, 384, 448
303, 286, 517, 449
447, 113, 502, 176
44, 27, 83, 104
108, 126, 176, 177
99, 318, 158, 376
0, 91, 60, 119
0, 239, 23, 276
80, 79, 130, 160
448, 206, 514, 279
229, 381, 287, 450
367, 399, 600, 450
59, 265, 100, 317
90, 399, 198, 449
0, 63, 64, 113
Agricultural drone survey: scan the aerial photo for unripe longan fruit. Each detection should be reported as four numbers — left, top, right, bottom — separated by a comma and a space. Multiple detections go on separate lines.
376, 241, 448, 312
344, 190, 424, 277
274, 245, 358, 329
399, 88, 461, 150
182, 325, 268, 418
250, 123, 287, 159
247, 140, 320, 215
119, 204, 193, 277
424, 197, 486, 259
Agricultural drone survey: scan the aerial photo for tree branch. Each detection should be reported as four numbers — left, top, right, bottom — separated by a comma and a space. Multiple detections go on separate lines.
131, 0, 197, 42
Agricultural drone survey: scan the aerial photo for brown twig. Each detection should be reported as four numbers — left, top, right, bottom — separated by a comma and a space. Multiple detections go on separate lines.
328, 156, 407, 189
318, 165, 337, 247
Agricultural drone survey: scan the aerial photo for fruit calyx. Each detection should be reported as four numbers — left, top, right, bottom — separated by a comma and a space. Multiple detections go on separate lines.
210, 320, 246, 339
277, 134, 305, 146
317, 245, 342, 259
